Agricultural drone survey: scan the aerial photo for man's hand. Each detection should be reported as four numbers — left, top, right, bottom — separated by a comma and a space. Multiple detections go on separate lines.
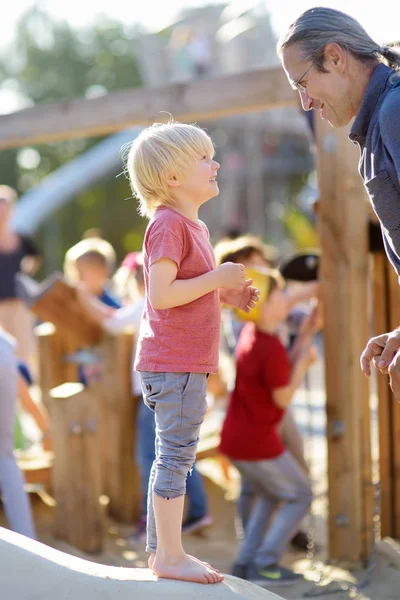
221, 279, 259, 313
361, 329, 400, 400
360, 329, 400, 377
388, 350, 400, 398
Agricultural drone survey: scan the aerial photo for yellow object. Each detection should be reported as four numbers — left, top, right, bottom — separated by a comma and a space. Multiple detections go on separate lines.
233, 267, 271, 323
283, 208, 319, 250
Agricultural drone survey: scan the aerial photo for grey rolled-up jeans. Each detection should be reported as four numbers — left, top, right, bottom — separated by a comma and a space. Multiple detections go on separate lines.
0, 331, 36, 539
139, 371, 208, 554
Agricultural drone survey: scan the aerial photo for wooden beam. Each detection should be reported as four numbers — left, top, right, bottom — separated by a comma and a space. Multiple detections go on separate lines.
0, 67, 296, 149
316, 117, 373, 564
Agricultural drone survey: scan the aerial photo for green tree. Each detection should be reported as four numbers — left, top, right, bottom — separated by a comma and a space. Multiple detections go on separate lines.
0, 6, 145, 274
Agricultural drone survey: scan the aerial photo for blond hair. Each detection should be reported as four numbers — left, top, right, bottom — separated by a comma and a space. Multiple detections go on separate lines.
64, 237, 116, 284
123, 121, 215, 218
214, 235, 278, 267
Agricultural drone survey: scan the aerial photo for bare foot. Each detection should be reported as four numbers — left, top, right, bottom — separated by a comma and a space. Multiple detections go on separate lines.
149, 552, 219, 573
152, 552, 224, 584
188, 555, 221, 573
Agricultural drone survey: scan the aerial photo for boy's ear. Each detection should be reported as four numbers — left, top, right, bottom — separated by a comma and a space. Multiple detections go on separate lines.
166, 174, 181, 188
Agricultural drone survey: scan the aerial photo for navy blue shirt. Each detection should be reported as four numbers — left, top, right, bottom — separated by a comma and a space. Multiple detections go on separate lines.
0, 236, 40, 301
350, 64, 400, 276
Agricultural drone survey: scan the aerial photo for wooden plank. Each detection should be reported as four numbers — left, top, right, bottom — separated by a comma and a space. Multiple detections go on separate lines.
36, 323, 67, 406
30, 279, 103, 347
18, 451, 53, 486
97, 332, 141, 524
373, 254, 394, 537
49, 383, 104, 553
387, 265, 400, 538
36, 323, 81, 411
0, 67, 296, 149
316, 118, 372, 564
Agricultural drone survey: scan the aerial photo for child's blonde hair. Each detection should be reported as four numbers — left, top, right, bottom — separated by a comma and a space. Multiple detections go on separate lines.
64, 237, 116, 284
214, 235, 278, 268
123, 121, 215, 218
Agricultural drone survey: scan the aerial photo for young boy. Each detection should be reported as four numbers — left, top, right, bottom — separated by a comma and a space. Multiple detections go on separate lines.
220, 267, 318, 586
80, 254, 212, 542
64, 236, 121, 384
64, 236, 121, 309
215, 235, 318, 548
125, 121, 258, 584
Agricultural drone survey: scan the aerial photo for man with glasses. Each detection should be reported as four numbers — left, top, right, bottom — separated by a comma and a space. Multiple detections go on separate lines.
277, 7, 400, 398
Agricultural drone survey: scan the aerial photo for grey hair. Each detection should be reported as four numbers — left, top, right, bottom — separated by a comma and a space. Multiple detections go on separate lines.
277, 7, 400, 71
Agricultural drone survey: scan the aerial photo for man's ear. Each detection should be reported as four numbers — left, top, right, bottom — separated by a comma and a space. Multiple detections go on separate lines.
324, 42, 347, 72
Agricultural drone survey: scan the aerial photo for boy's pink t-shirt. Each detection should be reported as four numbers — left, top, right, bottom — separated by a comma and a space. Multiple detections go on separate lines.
134, 207, 220, 374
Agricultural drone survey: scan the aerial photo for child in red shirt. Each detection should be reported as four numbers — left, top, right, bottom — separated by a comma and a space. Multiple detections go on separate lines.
220, 267, 318, 586
125, 122, 259, 585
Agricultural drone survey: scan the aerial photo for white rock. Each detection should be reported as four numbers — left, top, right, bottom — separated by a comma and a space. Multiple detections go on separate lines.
0, 527, 283, 599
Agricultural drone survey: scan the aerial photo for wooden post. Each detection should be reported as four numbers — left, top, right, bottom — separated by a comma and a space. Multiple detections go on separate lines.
36, 323, 80, 407
96, 332, 141, 524
48, 383, 104, 553
316, 118, 373, 564
373, 254, 395, 537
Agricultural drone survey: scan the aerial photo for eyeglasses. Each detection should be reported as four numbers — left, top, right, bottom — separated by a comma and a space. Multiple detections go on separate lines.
292, 63, 315, 94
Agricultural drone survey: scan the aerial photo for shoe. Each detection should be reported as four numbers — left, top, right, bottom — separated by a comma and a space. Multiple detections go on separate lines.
248, 563, 303, 587
182, 514, 213, 534
128, 515, 147, 544
231, 563, 248, 579
291, 530, 310, 551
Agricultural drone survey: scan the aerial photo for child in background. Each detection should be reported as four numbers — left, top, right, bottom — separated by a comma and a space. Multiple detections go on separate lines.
125, 121, 258, 584
215, 236, 318, 546
0, 327, 37, 540
220, 267, 320, 586
64, 236, 121, 310
64, 236, 121, 384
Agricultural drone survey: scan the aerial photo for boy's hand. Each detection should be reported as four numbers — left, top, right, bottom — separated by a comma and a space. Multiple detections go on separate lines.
42, 432, 53, 453
221, 280, 259, 312
299, 344, 318, 368
216, 262, 246, 290
298, 303, 323, 337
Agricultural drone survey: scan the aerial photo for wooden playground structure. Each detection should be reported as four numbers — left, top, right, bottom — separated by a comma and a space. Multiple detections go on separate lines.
1, 64, 399, 566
